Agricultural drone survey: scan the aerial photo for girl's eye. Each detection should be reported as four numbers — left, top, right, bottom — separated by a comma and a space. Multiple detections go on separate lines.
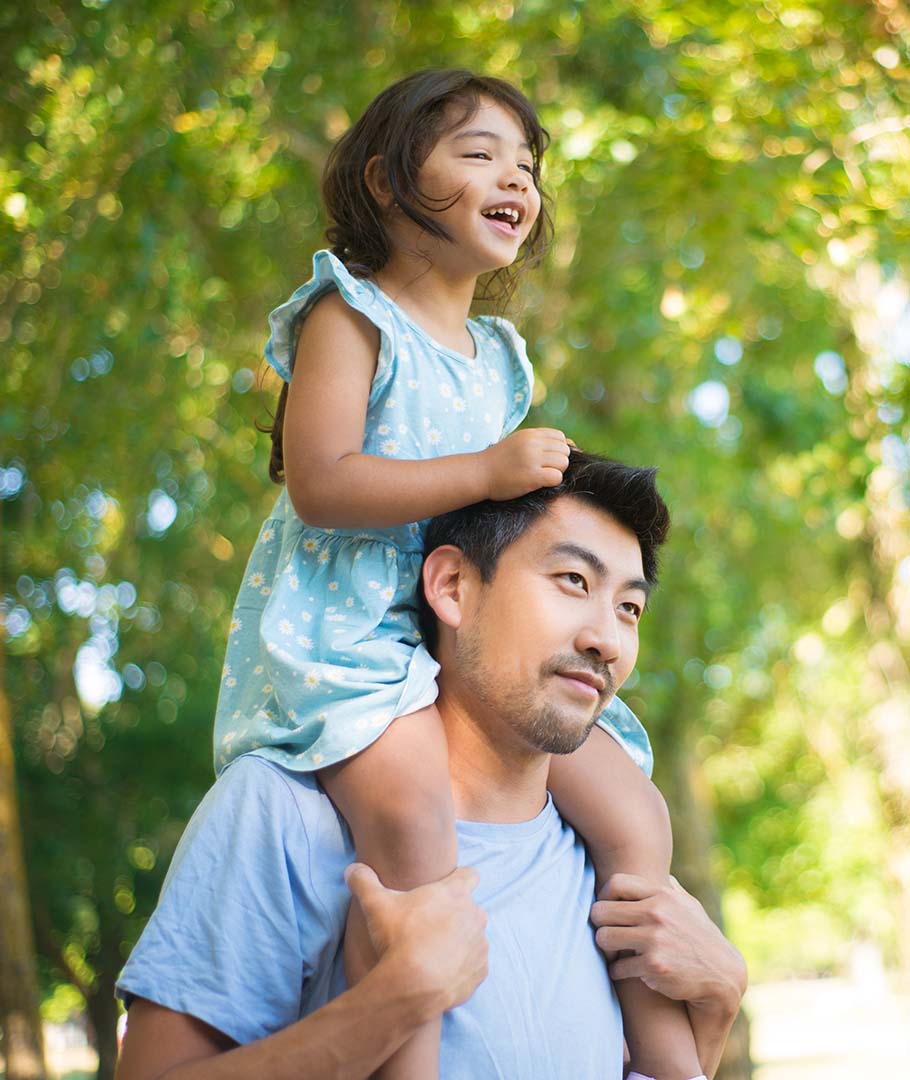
466, 152, 492, 160
518, 163, 534, 173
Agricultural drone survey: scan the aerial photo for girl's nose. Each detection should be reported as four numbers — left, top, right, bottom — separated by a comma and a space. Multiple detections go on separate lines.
502, 165, 529, 191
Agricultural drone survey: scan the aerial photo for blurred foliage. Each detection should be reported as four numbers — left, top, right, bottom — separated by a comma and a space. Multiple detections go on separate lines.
1, 0, 909, 1067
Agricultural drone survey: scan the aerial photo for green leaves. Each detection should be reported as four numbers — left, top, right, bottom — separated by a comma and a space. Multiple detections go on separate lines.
2, 0, 907, 1026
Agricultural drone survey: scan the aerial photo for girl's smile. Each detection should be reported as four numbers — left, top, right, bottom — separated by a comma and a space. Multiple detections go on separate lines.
398, 97, 542, 278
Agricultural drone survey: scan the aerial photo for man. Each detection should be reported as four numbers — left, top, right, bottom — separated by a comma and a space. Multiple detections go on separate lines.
115, 451, 746, 1079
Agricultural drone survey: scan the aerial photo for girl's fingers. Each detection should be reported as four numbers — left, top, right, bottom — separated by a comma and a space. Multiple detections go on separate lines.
528, 429, 570, 450
539, 467, 566, 487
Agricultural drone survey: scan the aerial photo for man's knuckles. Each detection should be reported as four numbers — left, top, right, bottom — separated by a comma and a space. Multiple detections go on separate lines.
644, 953, 673, 980
642, 894, 672, 925
447, 865, 480, 892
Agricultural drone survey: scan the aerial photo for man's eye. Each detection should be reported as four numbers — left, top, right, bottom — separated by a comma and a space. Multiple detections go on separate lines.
466, 152, 491, 160
561, 572, 587, 590
620, 602, 642, 620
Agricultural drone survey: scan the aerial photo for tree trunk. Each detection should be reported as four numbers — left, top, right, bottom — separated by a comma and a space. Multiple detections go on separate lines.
0, 641, 47, 1080
84, 967, 120, 1080
656, 721, 753, 1080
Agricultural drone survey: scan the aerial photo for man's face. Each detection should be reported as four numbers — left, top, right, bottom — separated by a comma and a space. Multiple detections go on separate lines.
452, 496, 649, 757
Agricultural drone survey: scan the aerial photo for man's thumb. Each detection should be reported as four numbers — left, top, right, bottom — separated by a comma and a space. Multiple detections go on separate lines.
344, 861, 381, 900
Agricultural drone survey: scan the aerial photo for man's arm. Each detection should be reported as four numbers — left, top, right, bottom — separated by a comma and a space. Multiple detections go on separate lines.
590, 873, 747, 1079
116, 865, 488, 1080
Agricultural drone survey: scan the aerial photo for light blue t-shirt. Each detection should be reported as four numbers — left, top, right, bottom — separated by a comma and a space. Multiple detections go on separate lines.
117, 756, 624, 1078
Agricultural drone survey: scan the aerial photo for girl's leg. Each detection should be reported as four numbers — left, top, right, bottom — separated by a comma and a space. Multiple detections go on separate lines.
548, 725, 702, 1080
320, 703, 457, 1080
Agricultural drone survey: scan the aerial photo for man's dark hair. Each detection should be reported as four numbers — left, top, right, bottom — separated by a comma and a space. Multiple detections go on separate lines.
417, 450, 671, 652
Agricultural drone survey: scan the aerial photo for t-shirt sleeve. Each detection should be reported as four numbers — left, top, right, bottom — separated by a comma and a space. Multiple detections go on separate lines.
264, 249, 397, 394
116, 758, 330, 1045
479, 316, 535, 439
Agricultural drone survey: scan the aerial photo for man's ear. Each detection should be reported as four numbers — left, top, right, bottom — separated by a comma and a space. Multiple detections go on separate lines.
421, 545, 472, 632
364, 155, 395, 211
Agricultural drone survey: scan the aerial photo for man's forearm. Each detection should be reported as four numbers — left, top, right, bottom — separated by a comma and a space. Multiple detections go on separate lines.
162, 956, 439, 1080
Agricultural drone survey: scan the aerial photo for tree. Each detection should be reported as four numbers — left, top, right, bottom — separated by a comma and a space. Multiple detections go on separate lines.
1, 637, 46, 1079
2, 2, 907, 1077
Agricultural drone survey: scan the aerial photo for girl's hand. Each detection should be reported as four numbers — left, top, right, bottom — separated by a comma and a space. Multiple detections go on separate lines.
481, 428, 571, 501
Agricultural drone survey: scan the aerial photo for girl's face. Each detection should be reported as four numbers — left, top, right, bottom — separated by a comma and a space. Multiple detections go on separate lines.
408, 97, 542, 278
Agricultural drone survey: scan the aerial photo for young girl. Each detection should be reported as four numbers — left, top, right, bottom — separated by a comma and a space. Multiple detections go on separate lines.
215, 69, 706, 1080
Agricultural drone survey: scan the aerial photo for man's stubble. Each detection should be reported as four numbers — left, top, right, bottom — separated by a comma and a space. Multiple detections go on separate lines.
454, 616, 615, 757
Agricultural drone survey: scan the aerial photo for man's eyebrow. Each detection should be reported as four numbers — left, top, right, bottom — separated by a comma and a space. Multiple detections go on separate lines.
452, 129, 532, 152
548, 543, 652, 599
625, 577, 653, 604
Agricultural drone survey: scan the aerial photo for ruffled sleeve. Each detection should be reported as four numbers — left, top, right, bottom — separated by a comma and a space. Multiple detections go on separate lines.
476, 316, 535, 438
264, 250, 397, 384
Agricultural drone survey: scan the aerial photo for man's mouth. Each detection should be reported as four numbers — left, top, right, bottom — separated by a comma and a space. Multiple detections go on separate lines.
555, 670, 607, 700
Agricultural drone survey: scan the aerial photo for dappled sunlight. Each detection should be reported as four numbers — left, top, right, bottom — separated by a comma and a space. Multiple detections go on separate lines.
1, 0, 907, 1075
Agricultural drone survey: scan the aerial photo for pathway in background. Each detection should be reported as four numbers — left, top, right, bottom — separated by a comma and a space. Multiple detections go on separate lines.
746, 975, 910, 1079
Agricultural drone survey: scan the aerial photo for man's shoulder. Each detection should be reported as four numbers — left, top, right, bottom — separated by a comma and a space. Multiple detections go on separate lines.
116, 755, 352, 1045
158, 755, 352, 902
196, 755, 340, 836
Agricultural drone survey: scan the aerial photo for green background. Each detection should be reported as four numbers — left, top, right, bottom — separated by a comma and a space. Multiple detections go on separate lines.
2, 2, 908, 1077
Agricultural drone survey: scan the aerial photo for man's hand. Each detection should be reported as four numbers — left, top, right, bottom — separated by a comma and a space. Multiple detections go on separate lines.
345, 863, 489, 1014
591, 873, 746, 1010
117, 868, 488, 1080
591, 873, 747, 1078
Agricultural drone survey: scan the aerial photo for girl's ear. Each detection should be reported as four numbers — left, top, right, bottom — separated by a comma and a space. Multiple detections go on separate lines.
364, 155, 395, 211
421, 545, 472, 632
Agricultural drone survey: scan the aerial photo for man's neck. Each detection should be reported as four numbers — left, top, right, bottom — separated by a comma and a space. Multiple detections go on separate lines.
436, 679, 552, 824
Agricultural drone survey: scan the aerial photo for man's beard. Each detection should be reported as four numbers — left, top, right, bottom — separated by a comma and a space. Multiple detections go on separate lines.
519, 698, 601, 755
455, 629, 615, 756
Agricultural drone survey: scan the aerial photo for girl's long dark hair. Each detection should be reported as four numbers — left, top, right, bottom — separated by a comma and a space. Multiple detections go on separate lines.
264, 69, 553, 484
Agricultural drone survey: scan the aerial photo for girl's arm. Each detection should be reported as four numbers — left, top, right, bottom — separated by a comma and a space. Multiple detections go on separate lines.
549, 727, 704, 1080
282, 293, 568, 528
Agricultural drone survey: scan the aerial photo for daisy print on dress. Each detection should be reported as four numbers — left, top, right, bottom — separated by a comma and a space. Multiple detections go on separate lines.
213, 237, 542, 783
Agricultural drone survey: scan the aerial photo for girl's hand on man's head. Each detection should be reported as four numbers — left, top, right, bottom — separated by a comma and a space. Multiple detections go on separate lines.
481, 427, 571, 501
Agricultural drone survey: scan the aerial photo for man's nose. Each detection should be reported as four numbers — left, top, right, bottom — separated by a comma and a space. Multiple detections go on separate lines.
575, 611, 621, 665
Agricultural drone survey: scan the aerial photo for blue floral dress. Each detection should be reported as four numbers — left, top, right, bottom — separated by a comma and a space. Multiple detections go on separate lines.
213, 251, 653, 777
